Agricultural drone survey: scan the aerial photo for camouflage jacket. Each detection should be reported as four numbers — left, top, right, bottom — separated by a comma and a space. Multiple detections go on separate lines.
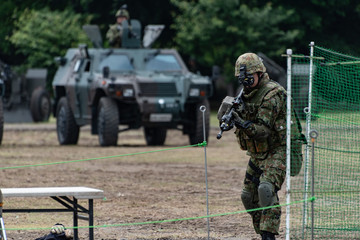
235, 73, 300, 159
106, 23, 123, 47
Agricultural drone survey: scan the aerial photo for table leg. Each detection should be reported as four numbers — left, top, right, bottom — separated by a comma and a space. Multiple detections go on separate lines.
89, 199, 94, 240
73, 198, 78, 240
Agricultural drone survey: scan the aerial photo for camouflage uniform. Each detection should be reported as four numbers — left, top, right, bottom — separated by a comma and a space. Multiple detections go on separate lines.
106, 23, 124, 48
106, 6, 130, 48
236, 73, 287, 235
218, 53, 303, 239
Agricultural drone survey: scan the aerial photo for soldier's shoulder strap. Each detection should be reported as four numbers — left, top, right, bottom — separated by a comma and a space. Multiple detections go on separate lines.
293, 108, 307, 142
258, 80, 285, 102
268, 80, 306, 142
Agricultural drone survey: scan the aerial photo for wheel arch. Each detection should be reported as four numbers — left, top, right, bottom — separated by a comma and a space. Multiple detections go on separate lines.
53, 86, 66, 117
91, 88, 107, 134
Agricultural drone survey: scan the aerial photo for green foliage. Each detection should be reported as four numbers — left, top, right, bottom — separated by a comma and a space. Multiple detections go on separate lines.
171, 0, 300, 82
270, 0, 360, 56
8, 8, 92, 73
0, 1, 18, 58
1, 0, 360, 82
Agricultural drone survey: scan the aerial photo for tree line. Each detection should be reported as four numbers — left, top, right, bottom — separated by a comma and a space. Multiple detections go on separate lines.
1, 0, 359, 83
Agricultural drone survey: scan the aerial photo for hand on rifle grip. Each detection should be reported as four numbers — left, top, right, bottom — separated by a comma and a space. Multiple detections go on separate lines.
232, 111, 246, 128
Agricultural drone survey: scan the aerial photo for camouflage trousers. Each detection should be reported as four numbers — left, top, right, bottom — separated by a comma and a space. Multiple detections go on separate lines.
242, 147, 286, 235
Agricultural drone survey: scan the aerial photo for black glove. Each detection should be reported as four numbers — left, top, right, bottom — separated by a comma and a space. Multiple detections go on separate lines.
232, 111, 251, 129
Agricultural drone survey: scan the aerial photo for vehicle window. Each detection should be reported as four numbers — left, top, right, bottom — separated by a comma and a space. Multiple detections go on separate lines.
145, 54, 182, 71
98, 54, 134, 72
84, 60, 91, 72
73, 59, 82, 73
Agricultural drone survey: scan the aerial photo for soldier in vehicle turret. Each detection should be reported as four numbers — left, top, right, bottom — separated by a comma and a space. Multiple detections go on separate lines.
106, 4, 130, 48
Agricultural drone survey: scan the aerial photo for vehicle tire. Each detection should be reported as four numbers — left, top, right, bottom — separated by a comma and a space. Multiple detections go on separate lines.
30, 87, 51, 122
189, 99, 210, 145
144, 127, 167, 146
56, 97, 80, 145
0, 98, 3, 145
98, 97, 119, 146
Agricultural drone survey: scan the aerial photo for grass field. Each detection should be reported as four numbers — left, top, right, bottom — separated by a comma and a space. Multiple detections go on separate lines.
1, 112, 287, 239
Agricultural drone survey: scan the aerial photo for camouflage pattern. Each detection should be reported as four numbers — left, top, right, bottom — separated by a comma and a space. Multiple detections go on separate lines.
234, 72, 288, 235
232, 69, 305, 236
106, 6, 129, 48
106, 24, 123, 48
115, 8, 130, 19
230, 53, 304, 236
235, 74, 288, 158
243, 147, 286, 234
235, 53, 266, 76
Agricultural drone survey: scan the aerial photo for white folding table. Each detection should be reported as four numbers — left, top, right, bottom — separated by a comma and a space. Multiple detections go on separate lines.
1, 187, 104, 240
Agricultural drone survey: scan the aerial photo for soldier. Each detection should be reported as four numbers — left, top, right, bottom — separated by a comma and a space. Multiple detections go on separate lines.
106, 4, 130, 48
217, 53, 301, 240
35, 223, 73, 240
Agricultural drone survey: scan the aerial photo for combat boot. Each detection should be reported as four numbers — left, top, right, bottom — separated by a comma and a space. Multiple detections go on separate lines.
261, 231, 276, 240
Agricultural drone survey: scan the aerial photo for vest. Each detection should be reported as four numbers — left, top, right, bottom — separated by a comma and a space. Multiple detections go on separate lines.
235, 76, 305, 175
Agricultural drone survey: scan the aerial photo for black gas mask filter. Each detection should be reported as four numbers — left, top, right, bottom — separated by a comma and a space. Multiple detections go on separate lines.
238, 64, 255, 87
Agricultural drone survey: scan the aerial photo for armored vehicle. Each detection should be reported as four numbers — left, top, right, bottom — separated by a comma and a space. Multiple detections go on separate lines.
0, 60, 50, 123
52, 20, 212, 146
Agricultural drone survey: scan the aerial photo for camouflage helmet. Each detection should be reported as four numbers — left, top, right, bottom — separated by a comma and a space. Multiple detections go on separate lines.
115, 5, 130, 19
234, 53, 266, 76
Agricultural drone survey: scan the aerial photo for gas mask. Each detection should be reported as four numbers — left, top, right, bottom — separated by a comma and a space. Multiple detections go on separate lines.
238, 64, 255, 87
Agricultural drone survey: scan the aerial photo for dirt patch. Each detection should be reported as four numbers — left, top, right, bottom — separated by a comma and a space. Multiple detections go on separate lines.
1, 124, 286, 240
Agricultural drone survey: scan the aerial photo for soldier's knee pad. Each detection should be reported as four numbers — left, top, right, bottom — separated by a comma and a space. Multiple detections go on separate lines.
258, 181, 277, 207
241, 189, 258, 211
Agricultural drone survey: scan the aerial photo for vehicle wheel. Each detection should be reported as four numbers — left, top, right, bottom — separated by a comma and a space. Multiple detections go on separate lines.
30, 87, 51, 122
56, 97, 79, 145
0, 98, 3, 145
189, 99, 210, 145
144, 127, 167, 146
98, 97, 119, 146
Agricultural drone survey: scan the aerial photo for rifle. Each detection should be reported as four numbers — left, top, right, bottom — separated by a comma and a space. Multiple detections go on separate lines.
217, 87, 245, 139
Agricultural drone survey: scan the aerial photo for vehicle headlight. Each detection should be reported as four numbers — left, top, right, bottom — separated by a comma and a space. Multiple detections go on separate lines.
189, 88, 200, 97
123, 88, 134, 97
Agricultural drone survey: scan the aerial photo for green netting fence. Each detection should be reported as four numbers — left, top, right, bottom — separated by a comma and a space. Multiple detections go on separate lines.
286, 43, 360, 239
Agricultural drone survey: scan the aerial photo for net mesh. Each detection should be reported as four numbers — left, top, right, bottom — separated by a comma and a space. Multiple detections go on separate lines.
289, 45, 360, 239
